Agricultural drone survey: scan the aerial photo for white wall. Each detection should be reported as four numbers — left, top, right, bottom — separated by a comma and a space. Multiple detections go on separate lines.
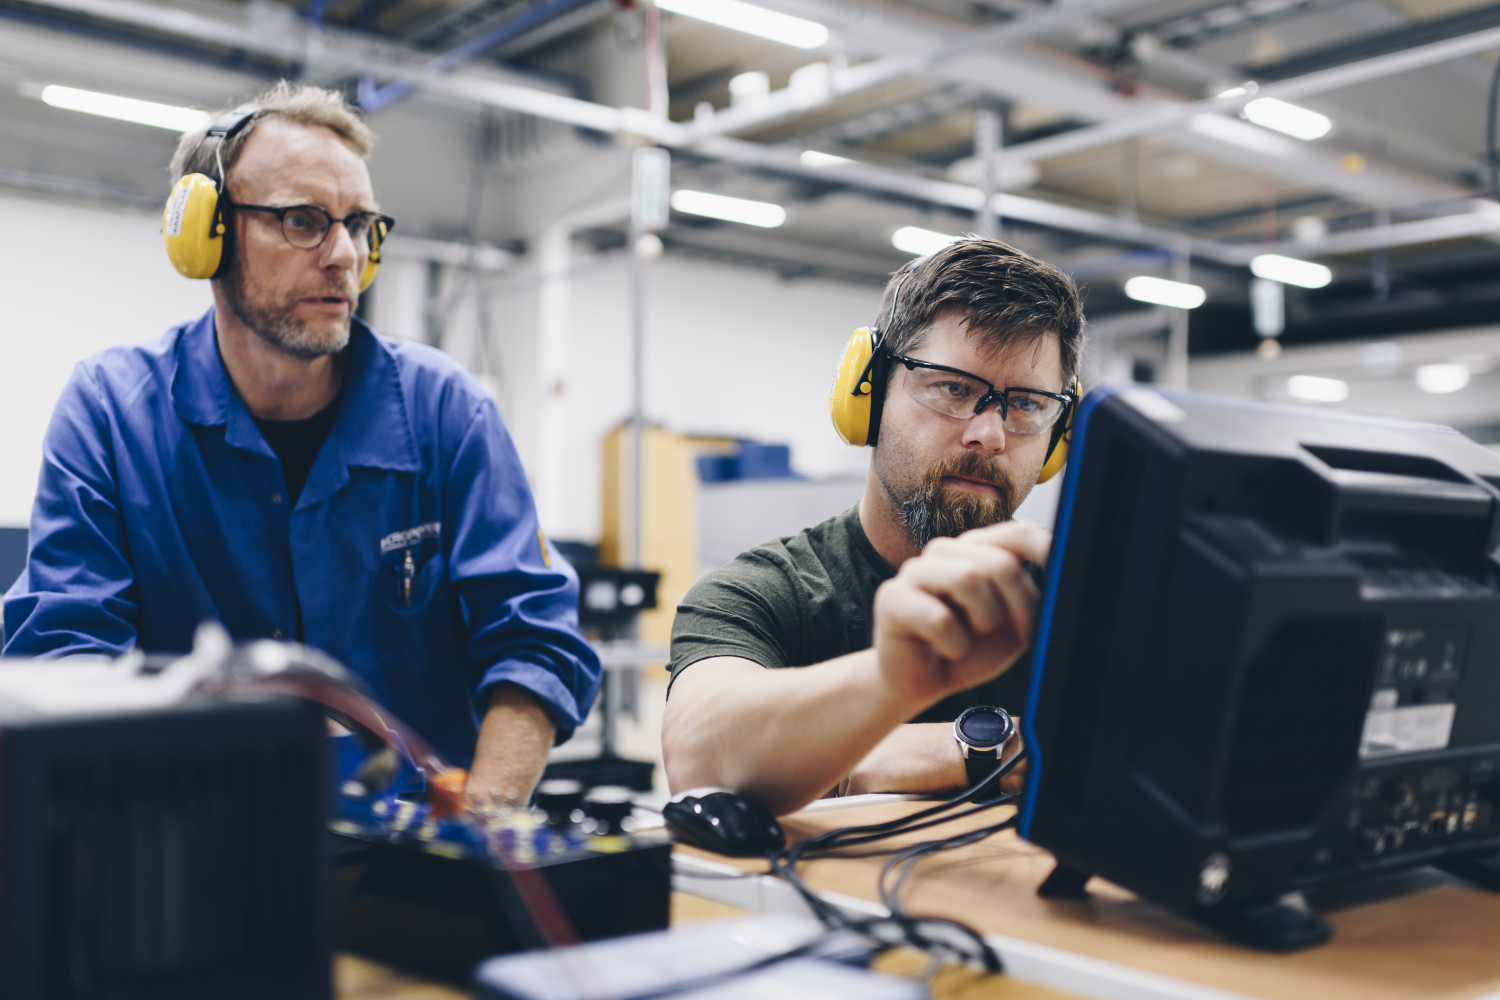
0, 192, 887, 542
373, 247, 887, 543
0, 191, 213, 527
0, 192, 1058, 545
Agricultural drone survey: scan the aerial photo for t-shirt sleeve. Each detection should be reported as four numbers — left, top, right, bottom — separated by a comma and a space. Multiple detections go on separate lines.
667, 551, 801, 692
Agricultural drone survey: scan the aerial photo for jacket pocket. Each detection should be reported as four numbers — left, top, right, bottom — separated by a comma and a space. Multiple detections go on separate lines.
373, 545, 449, 695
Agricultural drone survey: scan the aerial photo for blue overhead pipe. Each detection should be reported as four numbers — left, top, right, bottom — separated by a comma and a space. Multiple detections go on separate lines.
360, 0, 600, 113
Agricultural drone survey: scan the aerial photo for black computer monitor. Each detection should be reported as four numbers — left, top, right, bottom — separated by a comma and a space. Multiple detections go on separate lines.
1020, 386, 1500, 950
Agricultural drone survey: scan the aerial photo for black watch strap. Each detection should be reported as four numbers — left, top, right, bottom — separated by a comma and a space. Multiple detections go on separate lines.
954, 705, 1014, 792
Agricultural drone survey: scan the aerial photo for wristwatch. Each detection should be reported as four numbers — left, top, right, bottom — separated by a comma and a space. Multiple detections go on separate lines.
954, 705, 1015, 793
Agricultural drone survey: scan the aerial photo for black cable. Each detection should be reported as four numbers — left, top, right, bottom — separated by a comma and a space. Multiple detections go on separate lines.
760, 748, 1030, 975
785, 748, 1027, 864
796, 796, 1016, 859
1488, 48, 1500, 202
873, 815, 1017, 973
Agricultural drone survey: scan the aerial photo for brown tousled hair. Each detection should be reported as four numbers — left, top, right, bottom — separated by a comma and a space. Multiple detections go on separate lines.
877, 236, 1084, 385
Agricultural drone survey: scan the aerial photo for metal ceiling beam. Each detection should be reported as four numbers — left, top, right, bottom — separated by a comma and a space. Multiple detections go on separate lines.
717, 0, 1464, 214
11, 0, 1249, 259
1263, 206, 1500, 258
359, 0, 598, 112
1004, 24, 1500, 166
690, 133, 1249, 265
15, 0, 1498, 267
689, 0, 1161, 140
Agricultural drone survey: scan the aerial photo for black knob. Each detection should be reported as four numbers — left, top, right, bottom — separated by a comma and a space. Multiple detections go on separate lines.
583, 785, 635, 835
535, 779, 585, 828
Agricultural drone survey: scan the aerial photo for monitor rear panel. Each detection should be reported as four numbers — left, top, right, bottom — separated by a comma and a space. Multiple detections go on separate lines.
1022, 387, 1500, 921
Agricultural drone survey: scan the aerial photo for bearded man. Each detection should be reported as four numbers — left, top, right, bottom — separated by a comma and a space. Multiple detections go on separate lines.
2, 83, 600, 805
662, 239, 1083, 816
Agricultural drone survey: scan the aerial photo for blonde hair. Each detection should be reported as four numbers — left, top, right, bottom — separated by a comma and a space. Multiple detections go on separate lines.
169, 81, 375, 184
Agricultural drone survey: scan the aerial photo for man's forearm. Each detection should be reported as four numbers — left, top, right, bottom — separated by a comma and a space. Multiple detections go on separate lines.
467, 682, 556, 805
843, 723, 966, 796
662, 651, 935, 816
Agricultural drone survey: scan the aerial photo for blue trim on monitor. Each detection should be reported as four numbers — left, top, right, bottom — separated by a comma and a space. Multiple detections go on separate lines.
1018, 385, 1119, 842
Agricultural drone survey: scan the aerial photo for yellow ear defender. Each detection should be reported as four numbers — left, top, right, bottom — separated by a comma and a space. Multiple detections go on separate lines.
1036, 378, 1082, 484
828, 325, 884, 447
358, 216, 387, 293
830, 333, 1080, 482
162, 109, 260, 280
162, 108, 387, 294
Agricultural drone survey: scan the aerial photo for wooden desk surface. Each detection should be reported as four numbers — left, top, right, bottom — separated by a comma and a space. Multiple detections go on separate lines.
683, 799, 1500, 1000
336, 888, 1078, 999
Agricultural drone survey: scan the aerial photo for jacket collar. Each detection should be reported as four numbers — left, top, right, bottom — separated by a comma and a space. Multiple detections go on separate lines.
171, 306, 422, 483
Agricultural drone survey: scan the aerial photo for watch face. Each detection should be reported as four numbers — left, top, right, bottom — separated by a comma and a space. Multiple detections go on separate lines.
958, 707, 1011, 747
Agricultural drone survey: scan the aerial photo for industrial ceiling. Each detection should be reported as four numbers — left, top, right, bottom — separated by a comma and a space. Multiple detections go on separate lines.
3, 0, 1499, 387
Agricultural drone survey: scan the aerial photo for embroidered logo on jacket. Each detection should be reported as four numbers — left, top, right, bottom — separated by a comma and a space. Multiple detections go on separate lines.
380, 521, 441, 554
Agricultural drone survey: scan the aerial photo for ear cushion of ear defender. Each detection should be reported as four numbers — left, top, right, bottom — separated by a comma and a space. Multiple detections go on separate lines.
830, 327, 890, 447
162, 173, 228, 279
1036, 378, 1083, 485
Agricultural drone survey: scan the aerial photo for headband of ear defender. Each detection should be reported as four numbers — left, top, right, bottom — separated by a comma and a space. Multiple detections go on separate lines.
161, 108, 386, 293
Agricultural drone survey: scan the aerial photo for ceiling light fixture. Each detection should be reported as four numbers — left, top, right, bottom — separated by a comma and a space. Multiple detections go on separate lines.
1187, 113, 1291, 156
1250, 253, 1332, 289
655, 0, 829, 49
800, 149, 854, 168
1242, 97, 1332, 141
670, 189, 786, 228
36, 84, 207, 132
891, 225, 957, 256
1415, 363, 1471, 395
1123, 275, 1206, 310
1285, 375, 1349, 403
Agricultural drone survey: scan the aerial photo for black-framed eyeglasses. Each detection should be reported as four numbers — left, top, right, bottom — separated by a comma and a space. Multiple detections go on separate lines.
889, 352, 1073, 436
228, 201, 395, 252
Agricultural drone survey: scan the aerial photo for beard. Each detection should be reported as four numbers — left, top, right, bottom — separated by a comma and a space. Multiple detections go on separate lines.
221, 256, 354, 360
898, 451, 1021, 550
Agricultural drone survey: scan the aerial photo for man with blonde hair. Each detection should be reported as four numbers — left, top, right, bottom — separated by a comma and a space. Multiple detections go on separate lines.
4, 82, 600, 804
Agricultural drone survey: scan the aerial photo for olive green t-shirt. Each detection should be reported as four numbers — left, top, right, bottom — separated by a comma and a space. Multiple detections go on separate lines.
667, 505, 1032, 723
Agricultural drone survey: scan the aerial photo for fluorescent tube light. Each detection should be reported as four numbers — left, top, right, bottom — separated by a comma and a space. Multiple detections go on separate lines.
1415, 363, 1470, 395
1242, 98, 1332, 141
38, 85, 207, 132
891, 225, 957, 256
1123, 275, 1206, 310
670, 189, 786, 228
1250, 253, 1332, 289
1188, 113, 1292, 156
655, 0, 829, 48
1286, 375, 1349, 403
800, 149, 854, 168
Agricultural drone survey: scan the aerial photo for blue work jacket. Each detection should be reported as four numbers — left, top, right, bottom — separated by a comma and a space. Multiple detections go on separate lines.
3, 308, 601, 765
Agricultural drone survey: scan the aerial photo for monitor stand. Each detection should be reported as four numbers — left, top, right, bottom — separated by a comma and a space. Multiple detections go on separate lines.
1037, 860, 1333, 952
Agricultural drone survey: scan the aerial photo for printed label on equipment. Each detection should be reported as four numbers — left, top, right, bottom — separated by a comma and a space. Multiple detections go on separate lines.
165, 184, 190, 237
1359, 702, 1456, 759
1118, 387, 1186, 423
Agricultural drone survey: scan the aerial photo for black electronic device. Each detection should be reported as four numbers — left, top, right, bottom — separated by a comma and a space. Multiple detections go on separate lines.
662, 787, 786, 857
577, 566, 661, 633
1020, 386, 1500, 951
332, 780, 672, 983
0, 655, 330, 998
